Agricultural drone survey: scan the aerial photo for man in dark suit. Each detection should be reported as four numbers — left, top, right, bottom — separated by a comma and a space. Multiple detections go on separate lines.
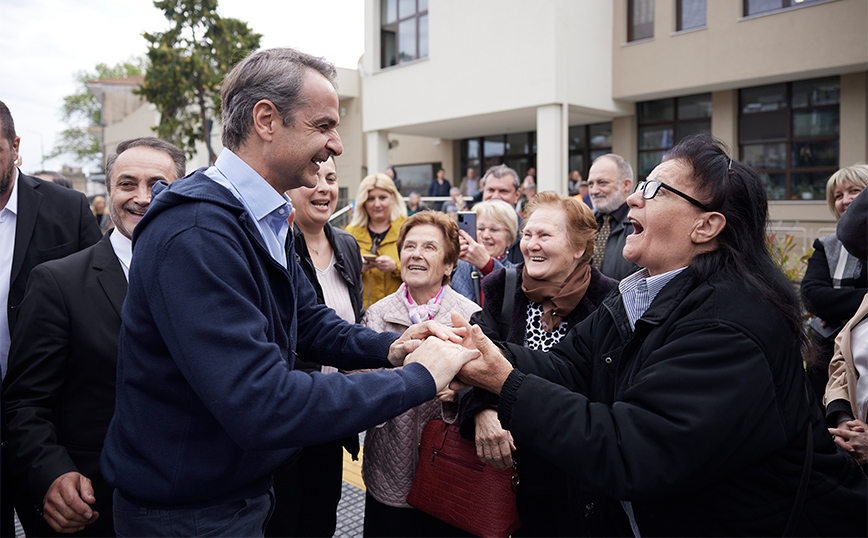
3, 137, 185, 536
0, 100, 101, 538
587, 153, 640, 281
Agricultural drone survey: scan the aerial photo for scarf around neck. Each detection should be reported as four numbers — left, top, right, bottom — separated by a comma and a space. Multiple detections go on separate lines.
522, 261, 591, 332
400, 283, 446, 324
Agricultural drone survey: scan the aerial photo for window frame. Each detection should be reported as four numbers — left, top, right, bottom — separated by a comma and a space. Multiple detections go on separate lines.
381, 0, 429, 69
738, 76, 840, 201
637, 93, 712, 180
676, 0, 707, 32
743, 0, 831, 17
628, 0, 655, 42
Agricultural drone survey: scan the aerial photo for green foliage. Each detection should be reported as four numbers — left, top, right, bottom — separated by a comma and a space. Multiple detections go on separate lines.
48, 58, 146, 166
138, 0, 261, 162
767, 233, 813, 283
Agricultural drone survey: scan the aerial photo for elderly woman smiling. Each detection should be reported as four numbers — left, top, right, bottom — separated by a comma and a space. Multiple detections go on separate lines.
451, 199, 519, 303
359, 211, 481, 538
418, 134, 867, 536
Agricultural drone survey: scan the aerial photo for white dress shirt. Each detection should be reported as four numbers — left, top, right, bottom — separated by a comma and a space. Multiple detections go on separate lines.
0, 168, 19, 378
109, 229, 133, 281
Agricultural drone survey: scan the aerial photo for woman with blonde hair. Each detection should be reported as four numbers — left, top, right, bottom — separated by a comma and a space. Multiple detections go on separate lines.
346, 173, 408, 308
801, 164, 868, 402
91, 195, 112, 234
451, 199, 519, 303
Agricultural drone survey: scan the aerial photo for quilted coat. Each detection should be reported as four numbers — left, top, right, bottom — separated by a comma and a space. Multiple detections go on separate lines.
361, 286, 481, 507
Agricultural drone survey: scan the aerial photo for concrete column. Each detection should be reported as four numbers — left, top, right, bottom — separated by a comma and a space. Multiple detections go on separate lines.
536, 104, 564, 193
711, 90, 738, 153
611, 115, 638, 177
365, 130, 390, 179
840, 71, 868, 167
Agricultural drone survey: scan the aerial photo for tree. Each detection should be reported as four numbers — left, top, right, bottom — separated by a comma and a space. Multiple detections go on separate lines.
138, 0, 261, 163
49, 58, 146, 167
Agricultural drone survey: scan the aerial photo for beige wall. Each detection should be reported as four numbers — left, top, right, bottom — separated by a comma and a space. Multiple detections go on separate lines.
613, 0, 868, 101
101, 90, 147, 125
362, 0, 624, 137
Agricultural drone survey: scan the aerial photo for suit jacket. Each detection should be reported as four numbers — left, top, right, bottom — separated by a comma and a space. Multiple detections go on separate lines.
2, 171, 101, 537
595, 202, 640, 281
4, 233, 125, 537
8, 171, 102, 332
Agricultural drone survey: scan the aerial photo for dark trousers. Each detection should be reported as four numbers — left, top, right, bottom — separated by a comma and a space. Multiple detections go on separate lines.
266, 440, 345, 537
363, 492, 471, 538
113, 489, 273, 537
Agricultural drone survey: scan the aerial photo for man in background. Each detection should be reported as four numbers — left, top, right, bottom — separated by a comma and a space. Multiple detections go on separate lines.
587, 153, 639, 280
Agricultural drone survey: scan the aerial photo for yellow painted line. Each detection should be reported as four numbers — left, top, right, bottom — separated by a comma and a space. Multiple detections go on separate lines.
342, 446, 366, 491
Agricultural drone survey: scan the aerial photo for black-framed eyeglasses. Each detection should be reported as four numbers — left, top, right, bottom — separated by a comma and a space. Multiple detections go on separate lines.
635, 179, 711, 212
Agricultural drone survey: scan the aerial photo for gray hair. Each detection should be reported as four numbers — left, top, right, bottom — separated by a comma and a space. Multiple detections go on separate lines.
472, 199, 519, 240
104, 137, 186, 193
593, 153, 634, 185
482, 164, 520, 190
221, 47, 337, 151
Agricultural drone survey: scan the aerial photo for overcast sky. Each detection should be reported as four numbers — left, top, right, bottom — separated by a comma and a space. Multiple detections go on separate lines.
0, 0, 365, 174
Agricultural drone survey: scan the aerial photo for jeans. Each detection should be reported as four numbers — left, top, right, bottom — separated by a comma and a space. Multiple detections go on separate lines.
113, 489, 274, 537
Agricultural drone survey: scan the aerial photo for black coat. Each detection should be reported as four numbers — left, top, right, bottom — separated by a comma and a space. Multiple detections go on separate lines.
461, 264, 618, 536
2, 172, 100, 538
4, 234, 124, 537
7, 172, 101, 332
497, 268, 867, 536
293, 223, 364, 328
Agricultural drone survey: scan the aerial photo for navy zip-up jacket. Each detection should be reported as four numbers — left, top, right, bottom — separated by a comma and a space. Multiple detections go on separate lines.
101, 172, 435, 506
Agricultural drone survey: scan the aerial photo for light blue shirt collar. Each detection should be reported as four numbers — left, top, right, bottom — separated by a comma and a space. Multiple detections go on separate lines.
619, 267, 687, 330
204, 149, 292, 267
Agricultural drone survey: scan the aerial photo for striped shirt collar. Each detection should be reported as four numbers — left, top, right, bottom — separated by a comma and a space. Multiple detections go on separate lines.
619, 266, 687, 331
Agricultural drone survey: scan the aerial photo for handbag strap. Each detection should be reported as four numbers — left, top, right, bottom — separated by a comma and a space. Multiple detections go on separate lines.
784, 383, 814, 537
471, 269, 482, 306
499, 267, 516, 341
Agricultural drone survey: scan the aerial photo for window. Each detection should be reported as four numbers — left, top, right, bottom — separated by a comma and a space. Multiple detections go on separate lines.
392, 163, 441, 195
744, 0, 828, 17
381, 0, 428, 68
568, 123, 614, 182
739, 77, 839, 201
637, 93, 712, 178
677, 0, 706, 31
460, 132, 536, 182
628, 0, 654, 42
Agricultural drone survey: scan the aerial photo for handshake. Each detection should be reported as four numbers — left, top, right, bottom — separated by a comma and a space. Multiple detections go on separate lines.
387, 312, 514, 396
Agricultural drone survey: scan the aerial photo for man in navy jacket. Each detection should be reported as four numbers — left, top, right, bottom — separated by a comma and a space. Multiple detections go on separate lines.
100, 48, 475, 537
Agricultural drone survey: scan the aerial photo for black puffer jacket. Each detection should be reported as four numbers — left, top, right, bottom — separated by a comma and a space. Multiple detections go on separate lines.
497, 267, 867, 536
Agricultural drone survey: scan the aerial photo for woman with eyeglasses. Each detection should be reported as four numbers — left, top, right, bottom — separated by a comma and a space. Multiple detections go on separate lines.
458, 192, 618, 537
451, 200, 520, 303
433, 134, 866, 536
346, 174, 407, 309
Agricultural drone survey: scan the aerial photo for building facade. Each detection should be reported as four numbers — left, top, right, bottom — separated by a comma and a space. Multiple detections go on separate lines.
361, 0, 868, 244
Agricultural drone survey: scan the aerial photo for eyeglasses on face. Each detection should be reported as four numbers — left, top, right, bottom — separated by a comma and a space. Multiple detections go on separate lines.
635, 179, 711, 212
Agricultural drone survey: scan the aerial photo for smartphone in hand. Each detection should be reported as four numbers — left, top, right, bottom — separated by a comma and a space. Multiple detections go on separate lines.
457, 212, 476, 241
